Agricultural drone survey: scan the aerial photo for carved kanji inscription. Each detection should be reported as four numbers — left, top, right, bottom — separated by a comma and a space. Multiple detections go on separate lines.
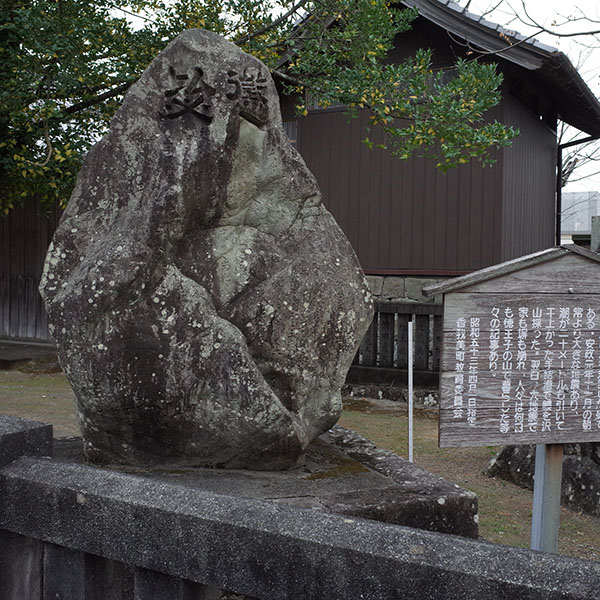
159, 66, 215, 122
226, 67, 269, 126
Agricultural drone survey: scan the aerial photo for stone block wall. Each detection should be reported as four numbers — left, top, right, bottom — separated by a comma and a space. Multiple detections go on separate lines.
365, 275, 447, 303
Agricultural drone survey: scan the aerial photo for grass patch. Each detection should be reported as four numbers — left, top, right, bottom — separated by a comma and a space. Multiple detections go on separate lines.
0, 370, 78, 437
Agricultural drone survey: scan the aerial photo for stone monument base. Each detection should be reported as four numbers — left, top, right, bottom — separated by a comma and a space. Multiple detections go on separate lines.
54, 425, 478, 539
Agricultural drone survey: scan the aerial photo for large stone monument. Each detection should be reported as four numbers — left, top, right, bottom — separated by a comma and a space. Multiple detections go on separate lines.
40, 29, 373, 469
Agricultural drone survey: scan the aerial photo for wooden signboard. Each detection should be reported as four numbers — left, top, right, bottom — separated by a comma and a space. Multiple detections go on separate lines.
425, 246, 600, 448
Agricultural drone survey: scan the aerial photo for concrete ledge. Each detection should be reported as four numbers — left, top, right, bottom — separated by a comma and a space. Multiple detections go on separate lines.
0, 339, 58, 371
0, 415, 52, 467
1, 457, 600, 600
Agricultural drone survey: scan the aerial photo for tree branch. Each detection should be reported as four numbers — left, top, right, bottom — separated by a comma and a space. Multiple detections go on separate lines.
63, 80, 134, 116
107, 2, 158, 25
234, 0, 310, 45
24, 119, 53, 167
479, 0, 504, 19
445, 27, 541, 60
517, 0, 600, 37
272, 68, 309, 89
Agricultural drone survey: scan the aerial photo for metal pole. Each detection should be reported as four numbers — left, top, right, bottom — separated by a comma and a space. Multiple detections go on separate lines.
530, 443, 564, 553
556, 134, 599, 246
408, 317, 414, 462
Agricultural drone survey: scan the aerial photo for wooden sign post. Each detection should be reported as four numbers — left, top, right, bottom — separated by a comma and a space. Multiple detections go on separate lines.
424, 246, 600, 553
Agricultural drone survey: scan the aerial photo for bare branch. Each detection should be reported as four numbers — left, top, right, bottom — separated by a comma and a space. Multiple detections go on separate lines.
516, 0, 600, 37
24, 119, 53, 167
234, 0, 310, 45
564, 169, 600, 183
479, 1, 504, 19
444, 27, 541, 61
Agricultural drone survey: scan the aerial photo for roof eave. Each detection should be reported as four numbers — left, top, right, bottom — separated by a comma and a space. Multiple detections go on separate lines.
401, 0, 550, 70
541, 52, 600, 137
423, 245, 600, 297
402, 0, 600, 137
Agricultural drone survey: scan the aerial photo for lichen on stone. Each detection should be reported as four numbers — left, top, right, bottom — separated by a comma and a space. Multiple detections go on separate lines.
40, 29, 373, 470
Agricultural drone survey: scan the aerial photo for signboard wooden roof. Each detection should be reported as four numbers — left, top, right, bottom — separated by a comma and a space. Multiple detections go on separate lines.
423, 246, 600, 448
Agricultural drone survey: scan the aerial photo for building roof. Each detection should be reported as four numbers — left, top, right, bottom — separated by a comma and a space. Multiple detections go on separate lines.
402, 0, 600, 136
422, 244, 600, 296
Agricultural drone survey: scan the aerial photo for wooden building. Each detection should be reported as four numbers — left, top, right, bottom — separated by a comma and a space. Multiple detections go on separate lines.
0, 198, 61, 341
279, 0, 600, 290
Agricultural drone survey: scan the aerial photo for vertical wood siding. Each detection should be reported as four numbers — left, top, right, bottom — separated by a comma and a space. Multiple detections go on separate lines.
296, 107, 505, 273
286, 15, 557, 275
501, 94, 557, 261
0, 198, 60, 340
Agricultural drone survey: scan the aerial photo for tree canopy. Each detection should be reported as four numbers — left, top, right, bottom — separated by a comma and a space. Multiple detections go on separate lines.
0, 0, 517, 213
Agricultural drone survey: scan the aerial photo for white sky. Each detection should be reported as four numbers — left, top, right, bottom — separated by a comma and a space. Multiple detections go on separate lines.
455, 0, 600, 193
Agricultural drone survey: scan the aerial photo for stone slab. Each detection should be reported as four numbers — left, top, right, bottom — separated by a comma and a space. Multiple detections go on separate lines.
53, 425, 476, 538
0, 339, 56, 362
319, 427, 477, 538
381, 277, 406, 300
2, 456, 600, 600
0, 415, 52, 467
405, 277, 442, 302
365, 275, 384, 296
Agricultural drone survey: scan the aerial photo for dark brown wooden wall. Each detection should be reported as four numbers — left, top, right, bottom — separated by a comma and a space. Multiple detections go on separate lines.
295, 106, 507, 274
0, 198, 61, 340
500, 93, 556, 261
385, 15, 470, 67
282, 13, 558, 275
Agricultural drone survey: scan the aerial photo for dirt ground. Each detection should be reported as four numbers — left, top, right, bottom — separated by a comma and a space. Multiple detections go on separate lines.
1, 369, 599, 562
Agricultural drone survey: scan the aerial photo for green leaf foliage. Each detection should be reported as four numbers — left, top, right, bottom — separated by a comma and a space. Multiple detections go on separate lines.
0, 0, 517, 214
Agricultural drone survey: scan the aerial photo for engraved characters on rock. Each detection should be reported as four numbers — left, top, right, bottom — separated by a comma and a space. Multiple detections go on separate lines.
226, 68, 269, 126
159, 65, 269, 126
159, 66, 216, 122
